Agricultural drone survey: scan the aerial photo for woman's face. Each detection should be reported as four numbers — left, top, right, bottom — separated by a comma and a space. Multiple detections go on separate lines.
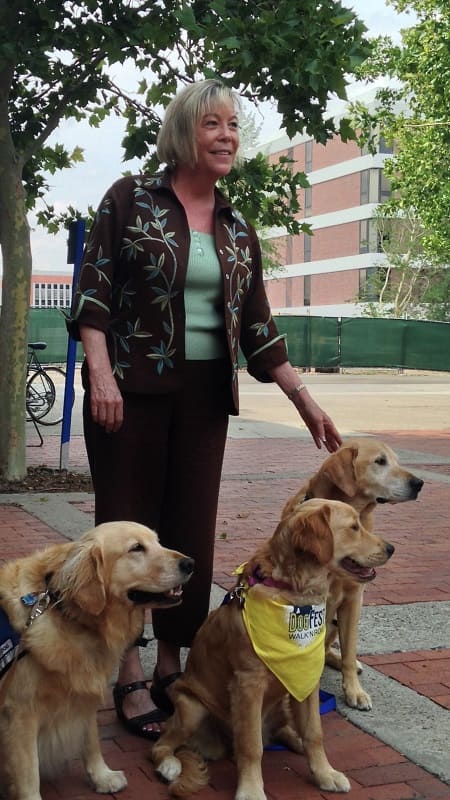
194, 100, 239, 180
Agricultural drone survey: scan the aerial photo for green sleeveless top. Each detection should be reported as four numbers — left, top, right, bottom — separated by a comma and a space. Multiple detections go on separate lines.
184, 230, 227, 360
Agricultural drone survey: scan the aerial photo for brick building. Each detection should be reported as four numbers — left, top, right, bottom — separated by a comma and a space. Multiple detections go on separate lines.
254, 98, 393, 317
29, 270, 74, 308
0, 270, 73, 308
1, 93, 390, 318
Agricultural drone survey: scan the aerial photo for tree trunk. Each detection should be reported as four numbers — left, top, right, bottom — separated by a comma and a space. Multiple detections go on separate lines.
0, 134, 31, 479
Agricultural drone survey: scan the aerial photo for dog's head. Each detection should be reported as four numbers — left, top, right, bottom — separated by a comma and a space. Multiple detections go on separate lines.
267, 499, 394, 587
318, 437, 423, 505
50, 522, 194, 616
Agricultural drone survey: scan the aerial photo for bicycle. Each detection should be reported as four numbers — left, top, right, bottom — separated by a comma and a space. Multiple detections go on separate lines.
26, 342, 68, 426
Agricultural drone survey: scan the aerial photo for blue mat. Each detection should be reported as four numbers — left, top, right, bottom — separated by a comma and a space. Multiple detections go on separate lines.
264, 689, 336, 751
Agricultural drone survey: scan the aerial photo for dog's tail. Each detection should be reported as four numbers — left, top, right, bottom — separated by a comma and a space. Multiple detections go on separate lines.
154, 746, 209, 797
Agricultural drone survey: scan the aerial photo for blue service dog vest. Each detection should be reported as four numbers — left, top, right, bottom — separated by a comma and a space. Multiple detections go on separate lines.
0, 606, 21, 679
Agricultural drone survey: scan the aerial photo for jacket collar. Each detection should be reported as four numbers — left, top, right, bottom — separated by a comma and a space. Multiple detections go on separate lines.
149, 167, 235, 217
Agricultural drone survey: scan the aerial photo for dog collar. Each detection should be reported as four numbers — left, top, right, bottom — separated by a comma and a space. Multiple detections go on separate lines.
222, 564, 294, 607
247, 566, 293, 593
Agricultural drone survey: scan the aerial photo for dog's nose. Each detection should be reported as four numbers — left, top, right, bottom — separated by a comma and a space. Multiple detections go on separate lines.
386, 542, 395, 558
410, 476, 424, 494
180, 557, 195, 575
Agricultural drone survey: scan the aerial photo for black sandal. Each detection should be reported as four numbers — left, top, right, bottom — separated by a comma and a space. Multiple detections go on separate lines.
113, 680, 168, 740
149, 668, 182, 715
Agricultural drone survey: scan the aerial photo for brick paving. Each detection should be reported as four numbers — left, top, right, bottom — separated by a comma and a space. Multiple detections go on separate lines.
1, 427, 450, 799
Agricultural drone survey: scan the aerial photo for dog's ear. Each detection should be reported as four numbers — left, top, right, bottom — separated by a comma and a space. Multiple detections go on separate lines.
290, 506, 334, 565
323, 446, 358, 498
57, 542, 107, 616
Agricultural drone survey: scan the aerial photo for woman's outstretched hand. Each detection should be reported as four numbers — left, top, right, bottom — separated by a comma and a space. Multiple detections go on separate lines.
294, 392, 342, 452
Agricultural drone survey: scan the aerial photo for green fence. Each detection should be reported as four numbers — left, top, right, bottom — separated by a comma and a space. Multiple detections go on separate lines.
28, 308, 83, 363
341, 317, 450, 370
29, 308, 450, 371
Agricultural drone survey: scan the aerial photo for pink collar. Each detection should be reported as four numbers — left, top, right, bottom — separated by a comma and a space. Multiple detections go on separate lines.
247, 566, 293, 593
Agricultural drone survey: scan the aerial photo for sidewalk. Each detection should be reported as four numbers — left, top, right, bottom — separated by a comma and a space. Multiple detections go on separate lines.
1, 424, 450, 799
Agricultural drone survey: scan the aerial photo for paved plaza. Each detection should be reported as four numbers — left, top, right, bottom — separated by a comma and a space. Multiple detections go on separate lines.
1, 371, 449, 799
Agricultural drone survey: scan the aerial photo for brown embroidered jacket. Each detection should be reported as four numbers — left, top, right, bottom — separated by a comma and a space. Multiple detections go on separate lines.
68, 170, 289, 414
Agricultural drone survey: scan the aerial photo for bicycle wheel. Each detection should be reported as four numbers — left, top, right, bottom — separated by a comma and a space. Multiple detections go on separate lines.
26, 370, 56, 422
35, 367, 69, 425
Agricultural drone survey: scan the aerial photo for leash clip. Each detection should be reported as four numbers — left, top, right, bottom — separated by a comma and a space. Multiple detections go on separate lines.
231, 582, 246, 607
25, 591, 51, 628
221, 582, 246, 608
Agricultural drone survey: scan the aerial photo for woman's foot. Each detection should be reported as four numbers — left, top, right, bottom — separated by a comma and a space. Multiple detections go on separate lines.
116, 646, 164, 738
150, 668, 181, 714
113, 681, 167, 740
151, 640, 183, 713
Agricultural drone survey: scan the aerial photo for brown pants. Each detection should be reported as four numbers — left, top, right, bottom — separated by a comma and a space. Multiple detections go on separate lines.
83, 360, 230, 647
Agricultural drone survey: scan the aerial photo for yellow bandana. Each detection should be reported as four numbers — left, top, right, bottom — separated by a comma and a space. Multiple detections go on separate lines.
234, 569, 325, 702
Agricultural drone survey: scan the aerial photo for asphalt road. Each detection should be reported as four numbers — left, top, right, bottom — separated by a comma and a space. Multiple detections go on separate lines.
232, 369, 450, 436
33, 367, 450, 438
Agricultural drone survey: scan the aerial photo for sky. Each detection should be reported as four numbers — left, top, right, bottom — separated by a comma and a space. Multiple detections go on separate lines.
27, 0, 416, 273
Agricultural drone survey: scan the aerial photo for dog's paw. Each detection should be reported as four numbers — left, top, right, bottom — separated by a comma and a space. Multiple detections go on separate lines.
344, 684, 372, 711
235, 787, 266, 800
93, 769, 127, 793
157, 755, 182, 783
318, 769, 350, 793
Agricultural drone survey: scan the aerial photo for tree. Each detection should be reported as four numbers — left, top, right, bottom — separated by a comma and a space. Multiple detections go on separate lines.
351, 0, 450, 319
357, 207, 435, 317
0, 0, 369, 479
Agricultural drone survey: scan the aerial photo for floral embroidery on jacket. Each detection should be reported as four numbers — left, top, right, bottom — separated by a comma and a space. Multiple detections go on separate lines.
68, 171, 288, 410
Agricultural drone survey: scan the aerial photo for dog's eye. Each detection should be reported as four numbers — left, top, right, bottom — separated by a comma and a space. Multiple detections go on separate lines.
375, 456, 387, 465
129, 542, 146, 553
351, 524, 359, 532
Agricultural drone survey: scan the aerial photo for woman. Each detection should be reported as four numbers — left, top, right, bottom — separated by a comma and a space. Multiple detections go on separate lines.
68, 79, 341, 739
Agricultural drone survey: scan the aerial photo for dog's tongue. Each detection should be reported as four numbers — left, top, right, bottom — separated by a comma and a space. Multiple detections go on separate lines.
340, 557, 376, 581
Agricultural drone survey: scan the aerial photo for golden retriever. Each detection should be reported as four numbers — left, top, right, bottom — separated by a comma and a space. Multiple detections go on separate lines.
282, 437, 423, 710
0, 521, 194, 800
151, 498, 394, 799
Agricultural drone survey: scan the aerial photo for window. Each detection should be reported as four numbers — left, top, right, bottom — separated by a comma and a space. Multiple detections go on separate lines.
361, 169, 388, 205
360, 170, 369, 205
304, 186, 312, 217
304, 275, 311, 306
380, 172, 391, 202
286, 277, 292, 307
286, 235, 293, 265
359, 266, 387, 302
379, 136, 394, 154
359, 219, 379, 253
305, 140, 313, 173
304, 233, 312, 262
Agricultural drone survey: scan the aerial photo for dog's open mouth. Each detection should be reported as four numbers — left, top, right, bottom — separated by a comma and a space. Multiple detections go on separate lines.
339, 557, 376, 582
127, 585, 184, 605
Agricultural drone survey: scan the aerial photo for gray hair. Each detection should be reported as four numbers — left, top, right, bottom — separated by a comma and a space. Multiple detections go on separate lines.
157, 79, 241, 168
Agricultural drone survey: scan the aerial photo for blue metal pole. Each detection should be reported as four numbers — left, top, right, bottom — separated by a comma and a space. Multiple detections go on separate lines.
60, 219, 86, 470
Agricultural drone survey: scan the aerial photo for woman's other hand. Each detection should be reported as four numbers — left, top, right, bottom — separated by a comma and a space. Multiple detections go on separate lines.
80, 325, 124, 432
